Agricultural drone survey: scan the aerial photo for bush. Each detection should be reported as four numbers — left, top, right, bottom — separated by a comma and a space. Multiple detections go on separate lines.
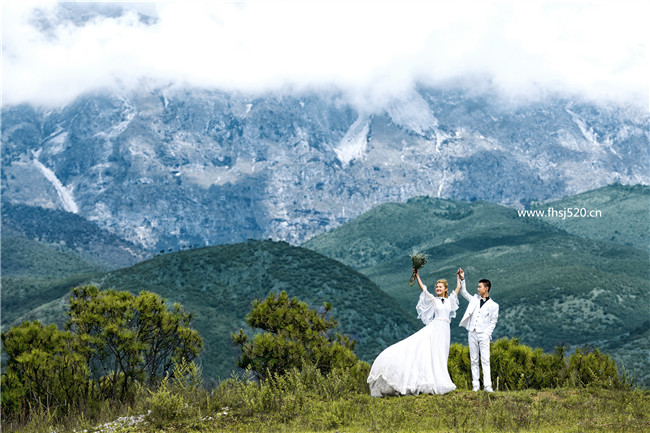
232, 291, 361, 379
447, 338, 630, 391
1, 321, 90, 419
1, 286, 204, 427
66, 285, 204, 400
143, 359, 207, 428
568, 347, 631, 389
145, 376, 189, 428
490, 338, 568, 390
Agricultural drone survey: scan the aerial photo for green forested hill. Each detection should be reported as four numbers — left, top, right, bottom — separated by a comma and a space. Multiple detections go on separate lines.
1, 236, 105, 279
3, 185, 648, 385
303, 185, 650, 384
530, 184, 650, 251
1, 236, 106, 327
5, 240, 422, 383
1, 203, 148, 330
1, 202, 148, 269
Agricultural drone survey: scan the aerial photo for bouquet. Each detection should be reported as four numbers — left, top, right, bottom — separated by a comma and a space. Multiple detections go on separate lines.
409, 253, 427, 286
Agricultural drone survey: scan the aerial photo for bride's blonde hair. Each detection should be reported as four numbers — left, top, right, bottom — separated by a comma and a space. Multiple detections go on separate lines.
436, 279, 449, 298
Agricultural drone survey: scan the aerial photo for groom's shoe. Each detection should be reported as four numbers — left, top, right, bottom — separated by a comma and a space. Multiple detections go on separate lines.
484, 387, 494, 393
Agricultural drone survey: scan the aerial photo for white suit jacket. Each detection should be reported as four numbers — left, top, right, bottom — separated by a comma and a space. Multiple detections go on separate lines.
458, 280, 499, 337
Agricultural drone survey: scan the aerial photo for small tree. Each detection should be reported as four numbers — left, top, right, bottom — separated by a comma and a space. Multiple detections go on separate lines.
65, 285, 204, 400
1, 321, 89, 417
569, 347, 627, 388
232, 291, 360, 379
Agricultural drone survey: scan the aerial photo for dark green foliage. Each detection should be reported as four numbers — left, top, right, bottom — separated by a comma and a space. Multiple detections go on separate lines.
447, 343, 473, 390
233, 291, 367, 379
66, 285, 204, 398
447, 338, 631, 391
489, 338, 568, 390
1, 286, 203, 425
568, 346, 627, 388
1, 321, 89, 416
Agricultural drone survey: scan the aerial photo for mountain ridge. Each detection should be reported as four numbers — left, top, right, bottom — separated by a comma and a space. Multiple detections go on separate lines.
2, 86, 647, 251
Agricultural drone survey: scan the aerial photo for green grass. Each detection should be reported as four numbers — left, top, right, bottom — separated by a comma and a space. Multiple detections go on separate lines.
201, 389, 649, 433
8, 389, 648, 433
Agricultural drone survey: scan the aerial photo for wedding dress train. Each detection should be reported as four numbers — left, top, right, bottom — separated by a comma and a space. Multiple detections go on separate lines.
367, 287, 458, 397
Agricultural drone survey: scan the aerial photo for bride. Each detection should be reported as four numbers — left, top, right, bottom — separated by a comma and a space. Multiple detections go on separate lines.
367, 268, 461, 397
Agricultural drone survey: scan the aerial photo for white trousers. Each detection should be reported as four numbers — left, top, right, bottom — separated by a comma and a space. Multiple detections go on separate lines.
468, 331, 492, 390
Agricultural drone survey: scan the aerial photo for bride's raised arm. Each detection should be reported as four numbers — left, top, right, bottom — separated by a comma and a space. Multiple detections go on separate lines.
414, 268, 427, 292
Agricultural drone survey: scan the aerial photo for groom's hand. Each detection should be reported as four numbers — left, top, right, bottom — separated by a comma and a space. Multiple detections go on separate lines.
457, 268, 465, 280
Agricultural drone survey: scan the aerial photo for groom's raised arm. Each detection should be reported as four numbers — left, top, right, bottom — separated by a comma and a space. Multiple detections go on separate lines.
458, 268, 472, 302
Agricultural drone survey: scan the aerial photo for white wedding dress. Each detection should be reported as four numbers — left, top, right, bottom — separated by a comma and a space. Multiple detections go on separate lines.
367, 286, 459, 397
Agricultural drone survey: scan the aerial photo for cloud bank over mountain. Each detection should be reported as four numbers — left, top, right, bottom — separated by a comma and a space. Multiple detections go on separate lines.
2, 1, 648, 110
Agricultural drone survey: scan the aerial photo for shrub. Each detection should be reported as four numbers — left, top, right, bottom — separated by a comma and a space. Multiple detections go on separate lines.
568, 347, 630, 389
447, 338, 629, 391
145, 376, 189, 428
66, 285, 204, 400
1, 321, 90, 419
1, 286, 204, 427
232, 291, 361, 379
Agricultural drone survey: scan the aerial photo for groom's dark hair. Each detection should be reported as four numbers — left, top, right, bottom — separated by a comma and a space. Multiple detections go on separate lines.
479, 279, 491, 291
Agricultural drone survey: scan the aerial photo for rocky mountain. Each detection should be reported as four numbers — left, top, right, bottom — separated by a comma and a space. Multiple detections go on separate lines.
2, 202, 148, 270
2, 86, 648, 251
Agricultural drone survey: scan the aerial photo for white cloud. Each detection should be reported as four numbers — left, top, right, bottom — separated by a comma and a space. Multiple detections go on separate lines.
2, 1, 648, 109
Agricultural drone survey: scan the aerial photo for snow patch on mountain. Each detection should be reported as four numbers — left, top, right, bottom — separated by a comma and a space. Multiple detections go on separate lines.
566, 109, 601, 147
96, 98, 136, 139
32, 151, 79, 213
334, 114, 369, 165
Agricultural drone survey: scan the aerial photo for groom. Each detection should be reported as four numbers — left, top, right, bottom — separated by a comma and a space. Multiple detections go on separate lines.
458, 268, 499, 392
